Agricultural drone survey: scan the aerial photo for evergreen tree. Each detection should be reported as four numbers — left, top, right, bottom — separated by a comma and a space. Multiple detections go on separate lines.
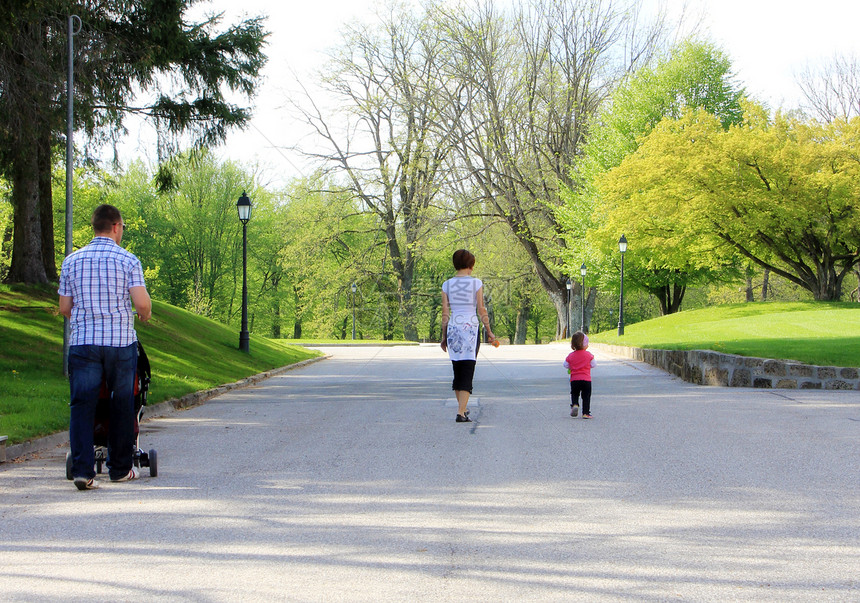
0, 0, 267, 283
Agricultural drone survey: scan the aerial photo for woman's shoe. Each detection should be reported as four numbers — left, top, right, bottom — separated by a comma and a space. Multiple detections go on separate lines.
456, 414, 472, 422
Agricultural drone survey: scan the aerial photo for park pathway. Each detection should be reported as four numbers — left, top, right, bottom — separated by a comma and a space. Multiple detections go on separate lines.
1, 343, 858, 601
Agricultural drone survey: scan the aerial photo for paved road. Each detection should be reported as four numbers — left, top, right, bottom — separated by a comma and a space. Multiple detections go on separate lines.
1, 344, 858, 602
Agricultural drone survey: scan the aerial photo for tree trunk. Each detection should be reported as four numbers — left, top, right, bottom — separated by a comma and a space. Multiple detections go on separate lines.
293, 285, 302, 339
812, 263, 847, 301
761, 269, 770, 301
652, 282, 686, 315
8, 146, 49, 284
0, 218, 13, 281
428, 295, 440, 341
545, 284, 568, 340
397, 275, 418, 341
583, 287, 597, 334
38, 125, 56, 281
531, 307, 545, 344
385, 224, 419, 341
851, 268, 860, 302
385, 307, 396, 341
5, 20, 51, 285
570, 281, 585, 334
853, 268, 860, 302
501, 311, 516, 344
745, 266, 754, 302
514, 298, 530, 345
271, 295, 281, 339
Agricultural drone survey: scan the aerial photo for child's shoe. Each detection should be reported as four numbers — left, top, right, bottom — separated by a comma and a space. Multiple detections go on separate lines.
570, 405, 579, 417
582, 414, 593, 419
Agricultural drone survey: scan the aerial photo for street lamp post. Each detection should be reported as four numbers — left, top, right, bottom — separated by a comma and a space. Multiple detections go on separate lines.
618, 234, 627, 336
237, 192, 252, 353
565, 278, 573, 338
350, 282, 357, 340
62, 15, 82, 377
580, 263, 587, 333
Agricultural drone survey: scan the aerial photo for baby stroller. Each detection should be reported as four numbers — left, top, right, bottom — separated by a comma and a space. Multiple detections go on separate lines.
65, 341, 158, 479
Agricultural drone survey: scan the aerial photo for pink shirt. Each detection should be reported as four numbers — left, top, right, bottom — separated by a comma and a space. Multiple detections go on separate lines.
564, 349, 596, 382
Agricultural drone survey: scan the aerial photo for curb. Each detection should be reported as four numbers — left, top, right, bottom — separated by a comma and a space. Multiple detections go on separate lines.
3, 355, 329, 463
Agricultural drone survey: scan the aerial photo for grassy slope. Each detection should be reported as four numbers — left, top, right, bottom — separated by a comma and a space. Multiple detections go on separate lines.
590, 301, 860, 367
0, 285, 320, 445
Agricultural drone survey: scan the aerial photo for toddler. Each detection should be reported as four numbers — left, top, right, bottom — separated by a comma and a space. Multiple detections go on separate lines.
564, 331, 596, 419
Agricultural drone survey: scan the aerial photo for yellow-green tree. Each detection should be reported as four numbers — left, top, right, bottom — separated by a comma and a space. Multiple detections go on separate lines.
596, 104, 860, 301
564, 40, 745, 315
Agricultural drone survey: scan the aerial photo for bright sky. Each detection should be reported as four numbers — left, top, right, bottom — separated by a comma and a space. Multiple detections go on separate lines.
119, 0, 860, 188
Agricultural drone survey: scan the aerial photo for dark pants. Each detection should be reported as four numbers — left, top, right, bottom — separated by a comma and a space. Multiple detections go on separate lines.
451, 360, 477, 393
68, 343, 137, 480
451, 329, 481, 393
570, 380, 592, 415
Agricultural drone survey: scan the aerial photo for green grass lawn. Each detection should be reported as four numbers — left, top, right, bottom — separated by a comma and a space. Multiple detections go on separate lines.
0, 285, 320, 445
590, 301, 860, 367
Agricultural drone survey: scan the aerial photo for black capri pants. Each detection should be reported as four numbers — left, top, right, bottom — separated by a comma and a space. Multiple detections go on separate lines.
451, 330, 481, 393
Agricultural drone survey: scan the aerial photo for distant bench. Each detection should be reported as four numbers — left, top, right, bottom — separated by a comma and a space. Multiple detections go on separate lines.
0, 436, 7, 463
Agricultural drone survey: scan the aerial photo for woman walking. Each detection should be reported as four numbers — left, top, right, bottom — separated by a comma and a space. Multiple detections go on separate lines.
440, 249, 496, 422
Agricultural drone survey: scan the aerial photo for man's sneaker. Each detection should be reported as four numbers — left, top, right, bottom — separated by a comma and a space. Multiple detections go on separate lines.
570, 405, 579, 417
111, 466, 140, 482
74, 477, 100, 490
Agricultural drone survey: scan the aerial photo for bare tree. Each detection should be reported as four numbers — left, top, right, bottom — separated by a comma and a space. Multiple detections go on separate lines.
435, 0, 668, 338
797, 52, 860, 122
290, 6, 455, 340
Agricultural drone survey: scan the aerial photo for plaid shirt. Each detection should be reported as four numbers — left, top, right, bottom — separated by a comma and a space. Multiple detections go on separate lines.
58, 237, 147, 347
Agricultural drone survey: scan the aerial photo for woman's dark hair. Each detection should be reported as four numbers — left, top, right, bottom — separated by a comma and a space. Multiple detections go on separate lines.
452, 249, 476, 270
91, 204, 122, 234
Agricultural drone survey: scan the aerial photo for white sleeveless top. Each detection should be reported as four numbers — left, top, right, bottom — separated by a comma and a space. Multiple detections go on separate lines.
442, 276, 483, 361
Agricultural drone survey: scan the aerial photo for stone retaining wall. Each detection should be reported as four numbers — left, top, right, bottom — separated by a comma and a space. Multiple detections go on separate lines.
592, 344, 860, 390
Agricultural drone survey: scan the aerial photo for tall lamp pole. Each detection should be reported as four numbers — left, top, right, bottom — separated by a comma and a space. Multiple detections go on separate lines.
618, 234, 627, 336
565, 278, 572, 338
580, 263, 587, 333
237, 192, 252, 353
62, 15, 82, 377
350, 282, 357, 340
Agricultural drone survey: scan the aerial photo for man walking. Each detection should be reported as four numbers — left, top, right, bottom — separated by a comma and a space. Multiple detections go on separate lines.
58, 204, 151, 490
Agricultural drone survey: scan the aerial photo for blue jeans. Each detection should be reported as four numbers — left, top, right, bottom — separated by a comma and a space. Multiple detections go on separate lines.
68, 344, 137, 480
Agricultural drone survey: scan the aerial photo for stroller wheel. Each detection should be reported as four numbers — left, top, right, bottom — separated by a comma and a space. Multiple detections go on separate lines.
148, 449, 158, 477
65, 452, 73, 480
96, 460, 104, 474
